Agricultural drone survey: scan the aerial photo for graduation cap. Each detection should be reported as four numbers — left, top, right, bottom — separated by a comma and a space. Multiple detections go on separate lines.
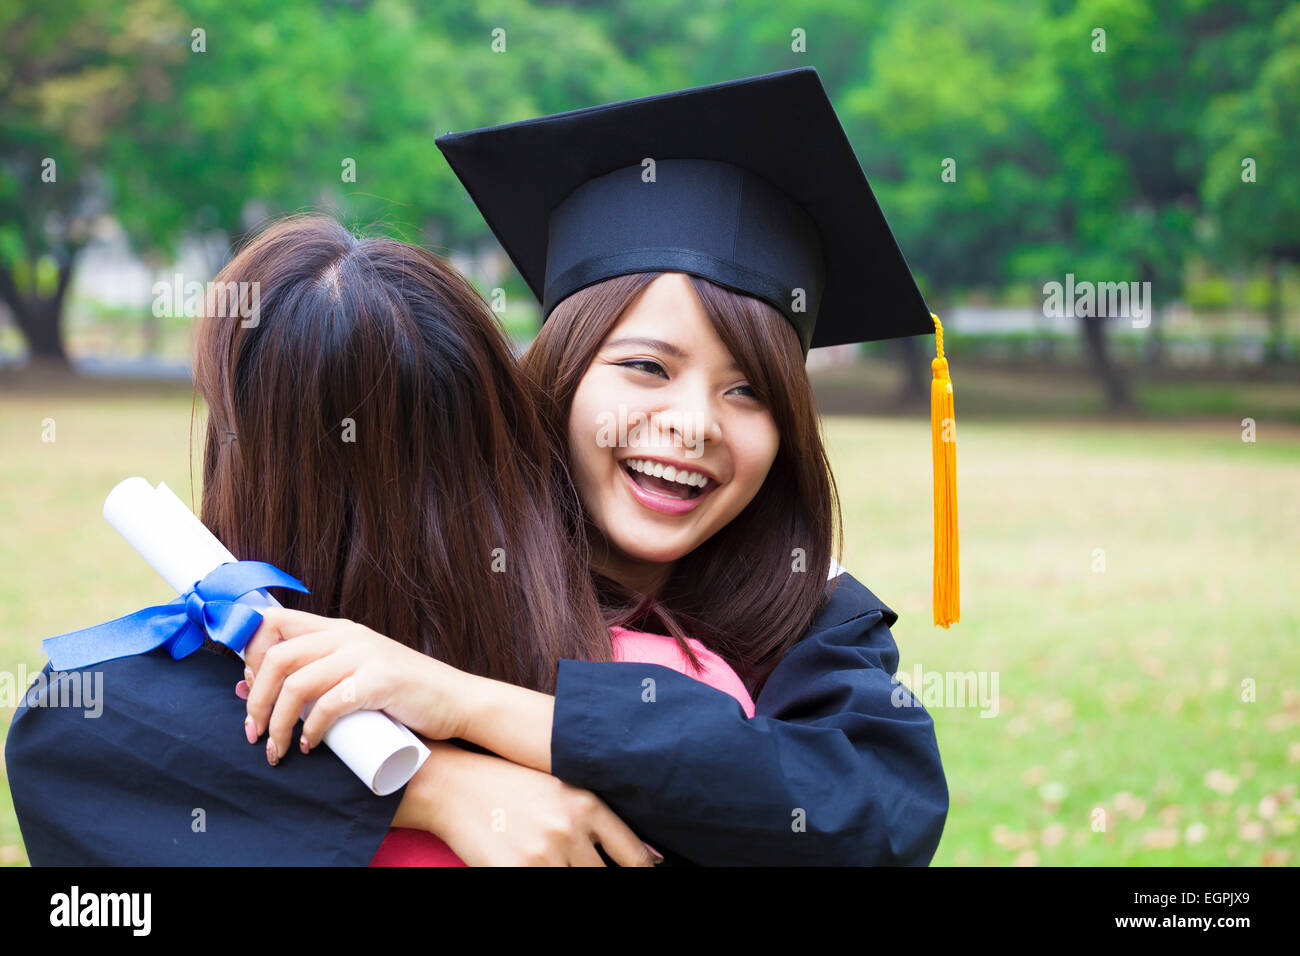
435, 67, 959, 627
434, 66, 936, 354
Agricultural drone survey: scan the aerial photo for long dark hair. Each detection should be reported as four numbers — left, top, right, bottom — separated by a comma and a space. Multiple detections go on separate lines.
522, 272, 842, 693
194, 215, 612, 691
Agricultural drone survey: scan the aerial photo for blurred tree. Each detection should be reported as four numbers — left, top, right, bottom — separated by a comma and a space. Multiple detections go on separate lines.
0, 0, 184, 364
836, 0, 1058, 402
0, 0, 652, 363
2, 0, 1293, 381
1201, 2, 1300, 361
1004, 0, 1290, 406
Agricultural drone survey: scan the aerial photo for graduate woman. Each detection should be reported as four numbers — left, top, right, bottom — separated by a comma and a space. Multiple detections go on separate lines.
241, 67, 952, 864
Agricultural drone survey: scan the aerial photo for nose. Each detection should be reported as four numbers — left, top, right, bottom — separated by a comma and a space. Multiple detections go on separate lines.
651, 382, 722, 454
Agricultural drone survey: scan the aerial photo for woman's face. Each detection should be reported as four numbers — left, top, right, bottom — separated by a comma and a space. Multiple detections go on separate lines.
567, 273, 780, 588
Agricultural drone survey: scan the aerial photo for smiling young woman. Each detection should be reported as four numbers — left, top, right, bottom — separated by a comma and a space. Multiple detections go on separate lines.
421, 66, 951, 864
526, 270, 838, 690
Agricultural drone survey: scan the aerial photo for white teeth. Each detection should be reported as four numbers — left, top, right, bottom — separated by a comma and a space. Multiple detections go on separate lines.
623, 458, 711, 490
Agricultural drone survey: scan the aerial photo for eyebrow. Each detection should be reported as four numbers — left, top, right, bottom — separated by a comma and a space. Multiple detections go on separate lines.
604, 337, 741, 373
604, 336, 685, 358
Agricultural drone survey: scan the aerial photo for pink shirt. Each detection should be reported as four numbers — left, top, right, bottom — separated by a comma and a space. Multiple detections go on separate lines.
369, 627, 754, 866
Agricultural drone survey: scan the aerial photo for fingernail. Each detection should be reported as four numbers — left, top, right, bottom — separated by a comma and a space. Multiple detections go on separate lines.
266, 738, 278, 766
299, 734, 310, 755
643, 842, 664, 863
244, 666, 254, 686
234, 680, 249, 701
244, 714, 257, 745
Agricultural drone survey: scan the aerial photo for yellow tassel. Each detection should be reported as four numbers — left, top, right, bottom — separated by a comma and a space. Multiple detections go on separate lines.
930, 313, 959, 627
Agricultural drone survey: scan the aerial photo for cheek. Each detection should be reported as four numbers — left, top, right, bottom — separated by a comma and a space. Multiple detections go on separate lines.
566, 376, 618, 497
567, 396, 600, 485
729, 425, 780, 504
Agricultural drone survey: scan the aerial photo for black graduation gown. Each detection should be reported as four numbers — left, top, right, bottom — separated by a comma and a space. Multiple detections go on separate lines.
552, 571, 949, 865
4, 571, 947, 865
4, 645, 400, 865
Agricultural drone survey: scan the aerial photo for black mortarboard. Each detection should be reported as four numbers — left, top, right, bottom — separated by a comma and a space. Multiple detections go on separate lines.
435, 66, 934, 354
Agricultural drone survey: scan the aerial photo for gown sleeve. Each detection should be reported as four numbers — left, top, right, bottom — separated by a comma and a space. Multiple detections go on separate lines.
3, 645, 401, 866
549, 572, 950, 865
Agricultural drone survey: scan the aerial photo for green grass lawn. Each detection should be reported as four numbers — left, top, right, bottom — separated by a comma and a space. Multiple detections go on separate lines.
1, 384, 1297, 866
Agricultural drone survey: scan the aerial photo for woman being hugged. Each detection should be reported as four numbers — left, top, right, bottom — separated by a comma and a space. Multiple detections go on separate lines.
5, 213, 663, 867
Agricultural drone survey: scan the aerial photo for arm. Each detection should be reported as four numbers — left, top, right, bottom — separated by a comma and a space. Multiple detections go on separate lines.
471, 573, 949, 866
394, 738, 656, 866
240, 572, 948, 866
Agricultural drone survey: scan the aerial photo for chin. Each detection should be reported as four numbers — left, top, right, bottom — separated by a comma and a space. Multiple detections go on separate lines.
609, 523, 697, 565
614, 537, 692, 565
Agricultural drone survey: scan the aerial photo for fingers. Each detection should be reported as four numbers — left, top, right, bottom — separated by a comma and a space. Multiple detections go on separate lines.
589, 803, 658, 867
263, 654, 357, 764
245, 631, 338, 738
566, 840, 607, 867
297, 670, 371, 752
243, 607, 346, 674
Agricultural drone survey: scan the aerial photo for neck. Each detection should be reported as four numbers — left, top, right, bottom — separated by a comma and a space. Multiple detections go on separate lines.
587, 530, 673, 596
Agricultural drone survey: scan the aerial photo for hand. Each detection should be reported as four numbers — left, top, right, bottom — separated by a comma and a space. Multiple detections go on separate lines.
399, 740, 662, 867
241, 607, 469, 764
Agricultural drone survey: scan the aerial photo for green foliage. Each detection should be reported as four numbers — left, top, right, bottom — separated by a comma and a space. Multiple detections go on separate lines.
1201, 3, 1300, 266
1, 0, 1297, 357
1186, 275, 1234, 310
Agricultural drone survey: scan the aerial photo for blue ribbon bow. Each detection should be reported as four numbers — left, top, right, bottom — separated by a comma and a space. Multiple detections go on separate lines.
42, 561, 309, 671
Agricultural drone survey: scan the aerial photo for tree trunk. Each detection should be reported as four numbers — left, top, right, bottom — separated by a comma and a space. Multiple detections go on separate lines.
1266, 258, 1285, 363
1080, 315, 1133, 411
894, 334, 928, 407
17, 302, 69, 362
0, 259, 75, 367
1141, 265, 1164, 368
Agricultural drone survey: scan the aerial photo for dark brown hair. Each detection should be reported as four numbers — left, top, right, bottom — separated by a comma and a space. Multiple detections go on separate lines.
194, 215, 612, 691
521, 272, 842, 693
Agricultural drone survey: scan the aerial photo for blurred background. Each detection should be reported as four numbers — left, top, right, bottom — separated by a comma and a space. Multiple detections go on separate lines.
1, 0, 1297, 866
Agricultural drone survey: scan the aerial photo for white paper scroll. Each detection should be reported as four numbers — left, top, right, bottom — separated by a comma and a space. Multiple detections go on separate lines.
103, 477, 429, 796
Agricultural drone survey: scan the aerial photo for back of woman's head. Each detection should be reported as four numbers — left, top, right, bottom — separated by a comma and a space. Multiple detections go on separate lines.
195, 215, 610, 691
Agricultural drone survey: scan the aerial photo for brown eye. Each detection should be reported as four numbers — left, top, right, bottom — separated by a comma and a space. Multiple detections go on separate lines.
620, 360, 667, 378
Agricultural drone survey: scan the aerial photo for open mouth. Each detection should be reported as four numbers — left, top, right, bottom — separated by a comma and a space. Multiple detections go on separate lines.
621, 457, 712, 501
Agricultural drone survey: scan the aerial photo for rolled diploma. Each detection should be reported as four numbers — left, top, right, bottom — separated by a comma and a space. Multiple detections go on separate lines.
102, 477, 429, 796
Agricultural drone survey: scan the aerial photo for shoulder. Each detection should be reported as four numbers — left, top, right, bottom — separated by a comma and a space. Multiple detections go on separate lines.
814, 567, 899, 631
8, 646, 395, 866
8, 647, 244, 757
759, 568, 902, 681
